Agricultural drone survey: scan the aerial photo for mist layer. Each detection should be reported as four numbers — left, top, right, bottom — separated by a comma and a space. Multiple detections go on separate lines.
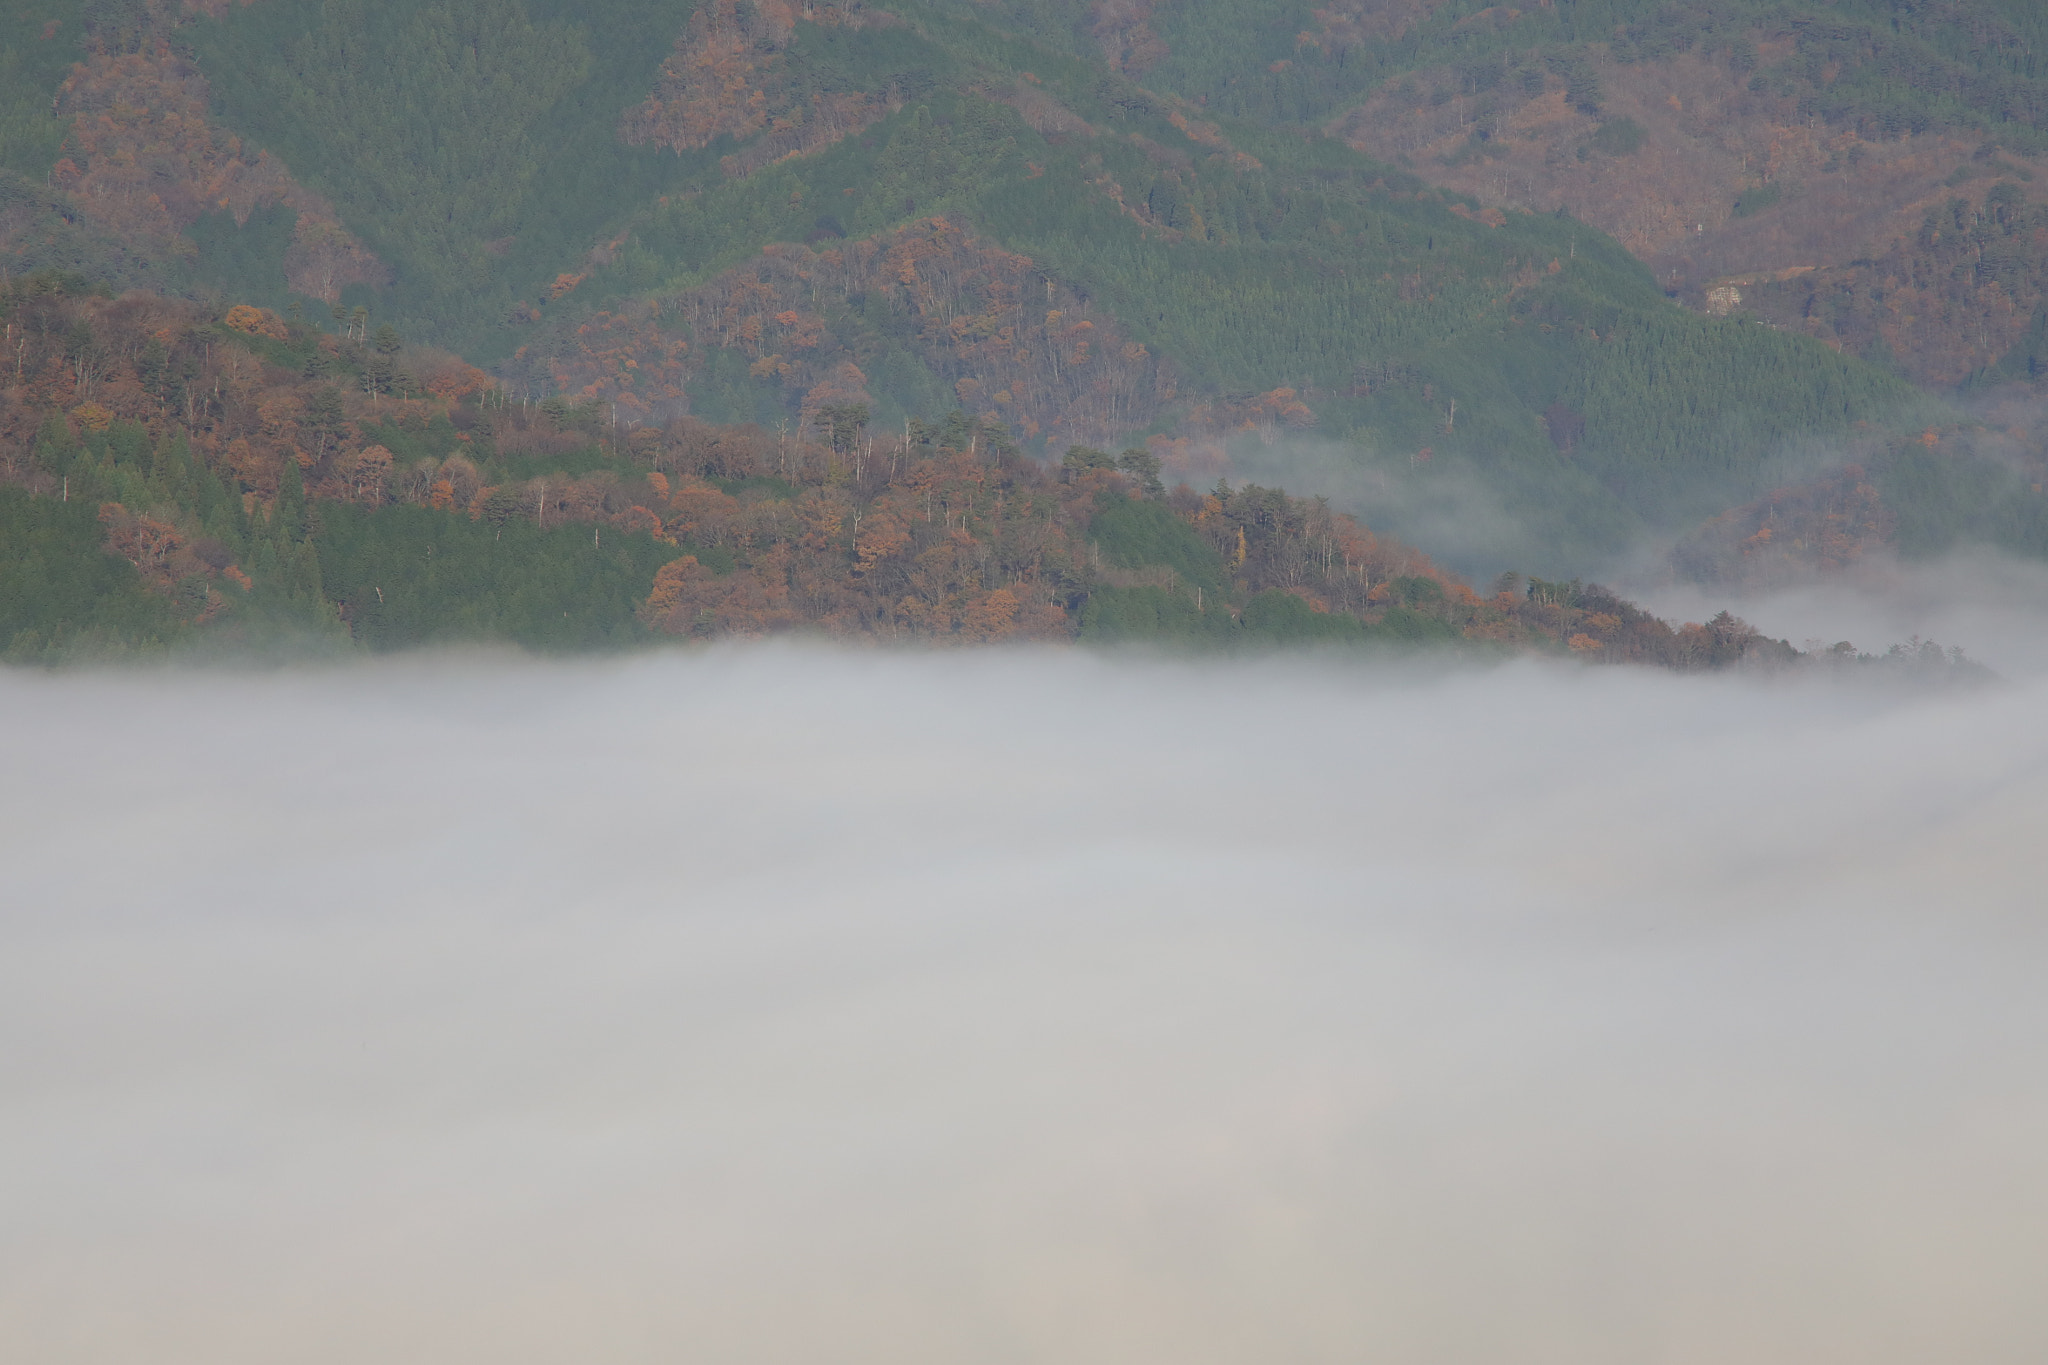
3, 648, 2045, 1364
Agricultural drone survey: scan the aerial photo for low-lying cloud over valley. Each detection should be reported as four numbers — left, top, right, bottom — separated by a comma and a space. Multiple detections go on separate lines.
3, 646, 2045, 1364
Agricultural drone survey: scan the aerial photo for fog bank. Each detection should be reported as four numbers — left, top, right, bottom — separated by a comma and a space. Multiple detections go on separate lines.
3, 648, 2046, 1364
1627, 547, 2048, 679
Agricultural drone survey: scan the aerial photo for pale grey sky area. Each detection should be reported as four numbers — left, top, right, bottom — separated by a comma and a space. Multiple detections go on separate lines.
3, 646, 2044, 1364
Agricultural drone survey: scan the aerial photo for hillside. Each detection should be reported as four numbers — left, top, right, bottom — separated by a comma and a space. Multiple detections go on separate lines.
928, 2, 2048, 390
1317, 8, 2048, 392
1, 0, 1952, 580
12, 270, 1979, 677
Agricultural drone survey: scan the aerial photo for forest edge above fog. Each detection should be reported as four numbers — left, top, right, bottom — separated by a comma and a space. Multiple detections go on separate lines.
0, 272, 1990, 678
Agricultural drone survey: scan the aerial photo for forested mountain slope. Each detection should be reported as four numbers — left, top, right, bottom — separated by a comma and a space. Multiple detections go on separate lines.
998, 0, 2048, 395
12, 272, 1982, 678
2, 0, 1953, 578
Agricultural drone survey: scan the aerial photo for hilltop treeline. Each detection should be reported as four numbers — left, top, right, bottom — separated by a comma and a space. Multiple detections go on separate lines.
4, 273, 1901, 673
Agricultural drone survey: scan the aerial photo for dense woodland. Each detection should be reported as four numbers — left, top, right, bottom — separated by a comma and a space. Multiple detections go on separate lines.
0, 0, 1942, 576
0, 0, 2044, 659
7, 270, 1974, 674
979, 0, 2048, 151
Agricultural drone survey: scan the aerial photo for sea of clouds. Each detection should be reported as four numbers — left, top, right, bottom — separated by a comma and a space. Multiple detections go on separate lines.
3, 631, 2046, 1364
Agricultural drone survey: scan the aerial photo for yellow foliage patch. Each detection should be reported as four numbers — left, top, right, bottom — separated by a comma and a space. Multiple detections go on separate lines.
223, 304, 291, 341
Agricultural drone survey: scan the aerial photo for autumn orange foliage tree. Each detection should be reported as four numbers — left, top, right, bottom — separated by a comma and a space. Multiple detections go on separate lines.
618, 0, 897, 174
52, 42, 387, 303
